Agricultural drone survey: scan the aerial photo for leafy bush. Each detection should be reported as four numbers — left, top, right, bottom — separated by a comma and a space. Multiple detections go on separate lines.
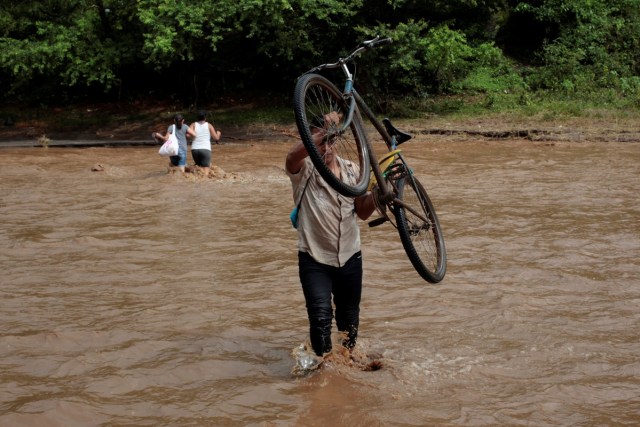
516, 0, 640, 96
379, 21, 475, 94
0, 0, 638, 113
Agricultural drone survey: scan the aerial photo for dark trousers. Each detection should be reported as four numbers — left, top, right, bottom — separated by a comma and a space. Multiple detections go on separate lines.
298, 251, 362, 356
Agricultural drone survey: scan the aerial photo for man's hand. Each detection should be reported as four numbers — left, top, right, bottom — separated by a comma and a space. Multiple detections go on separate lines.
324, 111, 341, 128
371, 185, 386, 211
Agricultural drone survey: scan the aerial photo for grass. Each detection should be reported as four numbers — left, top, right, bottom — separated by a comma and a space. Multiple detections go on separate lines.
381, 90, 640, 123
211, 103, 293, 127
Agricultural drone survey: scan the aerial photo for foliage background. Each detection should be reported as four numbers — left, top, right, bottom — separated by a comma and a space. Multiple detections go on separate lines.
1, 0, 639, 115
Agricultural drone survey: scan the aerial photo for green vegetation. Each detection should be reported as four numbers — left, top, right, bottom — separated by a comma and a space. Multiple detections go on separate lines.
1, 0, 638, 119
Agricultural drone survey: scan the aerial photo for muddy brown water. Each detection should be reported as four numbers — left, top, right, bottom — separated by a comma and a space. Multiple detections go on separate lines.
1, 137, 639, 426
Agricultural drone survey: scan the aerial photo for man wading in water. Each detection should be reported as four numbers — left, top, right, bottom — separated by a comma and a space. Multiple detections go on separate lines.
286, 112, 379, 369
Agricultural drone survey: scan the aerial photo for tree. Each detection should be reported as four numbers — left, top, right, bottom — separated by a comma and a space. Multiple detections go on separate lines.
511, 0, 640, 93
0, 0, 637, 106
0, 1, 142, 102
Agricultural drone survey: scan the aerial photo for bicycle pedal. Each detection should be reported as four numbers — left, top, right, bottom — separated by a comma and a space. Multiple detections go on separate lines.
368, 217, 388, 228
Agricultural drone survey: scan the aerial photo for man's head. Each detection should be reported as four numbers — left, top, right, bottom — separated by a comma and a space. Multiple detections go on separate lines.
310, 125, 337, 166
309, 111, 341, 133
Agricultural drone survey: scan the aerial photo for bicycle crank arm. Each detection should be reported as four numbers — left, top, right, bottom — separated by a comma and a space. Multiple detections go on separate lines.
368, 217, 388, 228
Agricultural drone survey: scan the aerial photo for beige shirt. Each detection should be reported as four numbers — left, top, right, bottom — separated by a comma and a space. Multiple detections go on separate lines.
288, 157, 361, 267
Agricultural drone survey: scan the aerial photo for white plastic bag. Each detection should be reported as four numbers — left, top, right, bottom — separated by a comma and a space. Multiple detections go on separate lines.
158, 125, 179, 157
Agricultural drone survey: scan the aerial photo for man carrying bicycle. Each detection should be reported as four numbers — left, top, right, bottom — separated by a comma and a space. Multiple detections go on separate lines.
285, 113, 378, 360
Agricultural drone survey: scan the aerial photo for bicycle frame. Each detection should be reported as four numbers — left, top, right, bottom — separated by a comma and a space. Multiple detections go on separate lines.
350, 90, 399, 200
353, 91, 431, 223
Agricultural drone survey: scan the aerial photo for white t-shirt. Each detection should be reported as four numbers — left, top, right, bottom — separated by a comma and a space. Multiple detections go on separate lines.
191, 122, 211, 151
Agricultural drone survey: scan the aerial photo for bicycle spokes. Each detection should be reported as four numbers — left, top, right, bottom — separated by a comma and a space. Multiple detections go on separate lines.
294, 74, 370, 197
409, 221, 431, 236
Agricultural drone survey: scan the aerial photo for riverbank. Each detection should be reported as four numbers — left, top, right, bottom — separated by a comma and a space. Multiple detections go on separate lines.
2, 101, 640, 147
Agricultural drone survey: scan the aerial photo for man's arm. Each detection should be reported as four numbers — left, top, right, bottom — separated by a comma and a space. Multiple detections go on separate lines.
285, 141, 309, 174
355, 191, 376, 220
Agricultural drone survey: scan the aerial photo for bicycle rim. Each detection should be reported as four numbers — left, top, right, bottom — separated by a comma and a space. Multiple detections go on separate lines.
394, 176, 447, 283
293, 74, 370, 197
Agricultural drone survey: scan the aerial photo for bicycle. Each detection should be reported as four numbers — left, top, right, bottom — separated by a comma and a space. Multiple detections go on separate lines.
292, 36, 446, 283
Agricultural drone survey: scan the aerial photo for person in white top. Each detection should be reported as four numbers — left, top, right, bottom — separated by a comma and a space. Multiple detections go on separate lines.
285, 112, 378, 360
188, 110, 221, 176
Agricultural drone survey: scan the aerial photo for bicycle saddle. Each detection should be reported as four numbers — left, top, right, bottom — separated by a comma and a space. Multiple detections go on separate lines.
383, 118, 412, 145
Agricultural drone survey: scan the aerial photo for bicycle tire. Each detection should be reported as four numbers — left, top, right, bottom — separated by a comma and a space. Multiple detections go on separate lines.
293, 74, 370, 197
394, 176, 447, 283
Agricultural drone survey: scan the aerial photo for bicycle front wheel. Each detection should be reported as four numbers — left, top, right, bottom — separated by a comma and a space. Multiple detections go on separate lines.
394, 176, 447, 283
293, 74, 370, 197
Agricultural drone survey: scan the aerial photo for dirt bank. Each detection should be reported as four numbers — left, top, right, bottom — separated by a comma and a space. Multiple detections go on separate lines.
2, 102, 639, 144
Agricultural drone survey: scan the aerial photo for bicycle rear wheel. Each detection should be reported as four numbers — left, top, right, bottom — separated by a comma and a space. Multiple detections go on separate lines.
293, 73, 370, 197
394, 176, 446, 283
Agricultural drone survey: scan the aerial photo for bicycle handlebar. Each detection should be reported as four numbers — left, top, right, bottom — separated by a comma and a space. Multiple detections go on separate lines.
360, 36, 393, 50
305, 36, 392, 75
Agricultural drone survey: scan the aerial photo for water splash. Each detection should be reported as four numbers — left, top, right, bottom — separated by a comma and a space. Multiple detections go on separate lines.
291, 343, 323, 375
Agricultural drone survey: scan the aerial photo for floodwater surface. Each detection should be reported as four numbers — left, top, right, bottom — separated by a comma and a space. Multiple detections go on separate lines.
0, 137, 639, 426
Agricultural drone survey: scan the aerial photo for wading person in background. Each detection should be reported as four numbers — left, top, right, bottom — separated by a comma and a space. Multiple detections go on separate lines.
188, 110, 221, 176
285, 113, 378, 364
153, 113, 196, 173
